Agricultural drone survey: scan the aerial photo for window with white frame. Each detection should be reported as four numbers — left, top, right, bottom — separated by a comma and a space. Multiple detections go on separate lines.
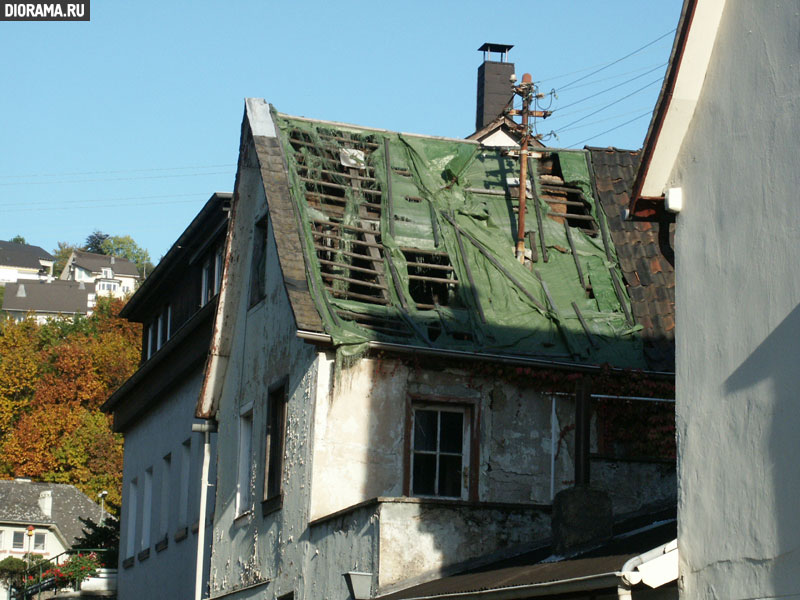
236, 405, 254, 515
101, 268, 112, 279
141, 467, 153, 551
34, 532, 45, 551
125, 478, 138, 558
178, 439, 191, 527
411, 405, 469, 499
12, 530, 24, 550
159, 453, 171, 539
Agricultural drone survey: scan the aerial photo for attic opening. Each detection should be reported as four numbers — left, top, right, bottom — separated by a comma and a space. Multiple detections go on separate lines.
537, 154, 598, 236
312, 219, 389, 305
401, 248, 460, 310
288, 128, 382, 222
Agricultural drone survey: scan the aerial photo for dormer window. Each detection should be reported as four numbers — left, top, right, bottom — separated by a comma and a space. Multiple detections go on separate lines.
102, 267, 113, 279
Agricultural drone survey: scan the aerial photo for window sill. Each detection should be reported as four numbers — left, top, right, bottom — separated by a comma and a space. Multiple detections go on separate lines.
174, 526, 189, 543
122, 556, 135, 569
137, 548, 150, 562
155, 536, 168, 553
234, 510, 253, 526
261, 495, 283, 517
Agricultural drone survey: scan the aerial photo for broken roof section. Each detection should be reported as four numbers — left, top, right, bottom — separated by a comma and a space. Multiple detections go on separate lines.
272, 109, 646, 368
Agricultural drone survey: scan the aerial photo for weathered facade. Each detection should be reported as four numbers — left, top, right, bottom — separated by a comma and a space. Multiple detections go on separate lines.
103, 193, 230, 600
193, 100, 676, 600
631, 0, 800, 596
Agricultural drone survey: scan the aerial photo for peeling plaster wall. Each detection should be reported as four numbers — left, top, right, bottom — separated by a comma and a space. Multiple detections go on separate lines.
377, 500, 549, 590
118, 369, 215, 600
207, 142, 318, 600
668, 1, 800, 596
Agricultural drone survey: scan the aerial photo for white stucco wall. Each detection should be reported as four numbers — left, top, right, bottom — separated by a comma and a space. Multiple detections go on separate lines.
117, 369, 216, 600
669, 1, 800, 596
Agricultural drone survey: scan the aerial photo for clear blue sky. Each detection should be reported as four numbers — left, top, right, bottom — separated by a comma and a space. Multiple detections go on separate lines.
0, 1, 683, 261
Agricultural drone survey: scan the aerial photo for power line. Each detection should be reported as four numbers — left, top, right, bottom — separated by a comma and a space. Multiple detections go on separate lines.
0, 164, 235, 179
554, 77, 664, 133
0, 170, 232, 186
552, 62, 667, 113
566, 111, 652, 148
557, 29, 676, 92
0, 192, 208, 207
556, 107, 652, 134
553, 62, 669, 93
3, 198, 206, 213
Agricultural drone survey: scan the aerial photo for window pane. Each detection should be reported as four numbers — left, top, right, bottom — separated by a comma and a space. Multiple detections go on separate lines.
13, 531, 24, 549
438, 455, 462, 497
34, 533, 45, 550
412, 453, 436, 495
414, 410, 437, 451
439, 412, 463, 453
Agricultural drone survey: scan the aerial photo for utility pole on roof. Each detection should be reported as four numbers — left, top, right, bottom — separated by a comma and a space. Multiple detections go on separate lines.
508, 73, 551, 262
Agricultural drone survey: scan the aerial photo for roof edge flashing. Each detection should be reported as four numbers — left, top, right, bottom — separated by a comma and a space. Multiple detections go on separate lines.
632, 0, 727, 207
246, 98, 277, 138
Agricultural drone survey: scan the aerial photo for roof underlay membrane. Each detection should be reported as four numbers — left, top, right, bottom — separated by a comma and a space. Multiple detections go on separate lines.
274, 111, 644, 368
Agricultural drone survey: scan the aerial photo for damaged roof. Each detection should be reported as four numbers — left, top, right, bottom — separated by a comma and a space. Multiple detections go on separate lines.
254, 104, 664, 370
588, 147, 675, 371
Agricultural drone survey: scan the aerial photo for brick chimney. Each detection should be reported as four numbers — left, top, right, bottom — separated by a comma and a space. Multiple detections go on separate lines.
476, 43, 515, 131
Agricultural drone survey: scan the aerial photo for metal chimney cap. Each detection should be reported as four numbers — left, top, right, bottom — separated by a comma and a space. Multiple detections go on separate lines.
478, 43, 514, 53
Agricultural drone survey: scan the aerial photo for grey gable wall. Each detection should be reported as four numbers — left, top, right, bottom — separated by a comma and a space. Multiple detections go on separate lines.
670, 0, 800, 596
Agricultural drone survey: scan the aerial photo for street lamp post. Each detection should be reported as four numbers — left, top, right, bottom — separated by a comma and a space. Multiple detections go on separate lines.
97, 490, 108, 525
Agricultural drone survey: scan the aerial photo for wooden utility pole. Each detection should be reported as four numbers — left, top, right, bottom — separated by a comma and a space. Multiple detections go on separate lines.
509, 73, 551, 263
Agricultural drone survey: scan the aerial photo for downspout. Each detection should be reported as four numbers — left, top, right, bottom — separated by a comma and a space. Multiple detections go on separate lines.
192, 420, 217, 600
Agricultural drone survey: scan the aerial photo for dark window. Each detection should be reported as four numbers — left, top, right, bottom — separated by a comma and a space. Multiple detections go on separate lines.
264, 382, 287, 502
411, 406, 467, 498
12, 531, 24, 549
249, 217, 268, 307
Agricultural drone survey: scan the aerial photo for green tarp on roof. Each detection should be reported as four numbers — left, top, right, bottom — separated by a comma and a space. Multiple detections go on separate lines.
274, 112, 644, 368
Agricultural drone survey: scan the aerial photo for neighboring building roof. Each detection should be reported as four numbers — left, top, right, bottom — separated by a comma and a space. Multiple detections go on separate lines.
2, 279, 94, 315
379, 513, 677, 600
254, 107, 651, 369
0, 479, 103, 547
0, 240, 54, 270
466, 113, 546, 148
70, 249, 139, 278
588, 147, 675, 372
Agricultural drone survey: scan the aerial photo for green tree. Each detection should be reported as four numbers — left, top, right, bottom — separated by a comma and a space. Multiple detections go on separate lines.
84, 231, 109, 254
52, 241, 78, 278
10, 235, 26, 244
100, 235, 153, 278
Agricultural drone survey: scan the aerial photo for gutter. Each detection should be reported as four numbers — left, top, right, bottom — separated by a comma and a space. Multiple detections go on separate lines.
618, 540, 679, 599
296, 330, 674, 380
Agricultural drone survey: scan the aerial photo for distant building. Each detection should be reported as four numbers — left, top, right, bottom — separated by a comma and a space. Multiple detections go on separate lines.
0, 479, 106, 597
60, 249, 140, 298
0, 240, 54, 286
2, 279, 96, 323
102, 193, 230, 600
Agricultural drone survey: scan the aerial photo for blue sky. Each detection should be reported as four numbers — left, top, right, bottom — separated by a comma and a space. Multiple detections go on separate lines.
0, 1, 683, 261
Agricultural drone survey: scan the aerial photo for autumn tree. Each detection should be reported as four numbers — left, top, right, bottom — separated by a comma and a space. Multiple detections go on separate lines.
0, 298, 140, 510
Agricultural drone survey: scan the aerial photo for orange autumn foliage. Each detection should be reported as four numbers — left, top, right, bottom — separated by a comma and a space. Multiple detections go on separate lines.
0, 297, 140, 509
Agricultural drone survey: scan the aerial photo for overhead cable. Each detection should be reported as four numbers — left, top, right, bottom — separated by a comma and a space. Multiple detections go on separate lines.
556, 29, 676, 92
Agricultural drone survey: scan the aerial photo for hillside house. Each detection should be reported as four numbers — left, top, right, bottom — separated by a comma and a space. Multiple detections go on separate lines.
181, 100, 677, 600
1, 279, 96, 323
102, 193, 231, 600
0, 240, 54, 286
629, 0, 800, 595
0, 479, 106, 597
60, 249, 140, 298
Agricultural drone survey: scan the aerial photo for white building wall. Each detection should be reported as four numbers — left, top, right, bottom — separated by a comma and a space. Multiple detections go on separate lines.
117, 368, 216, 600
669, 1, 800, 596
